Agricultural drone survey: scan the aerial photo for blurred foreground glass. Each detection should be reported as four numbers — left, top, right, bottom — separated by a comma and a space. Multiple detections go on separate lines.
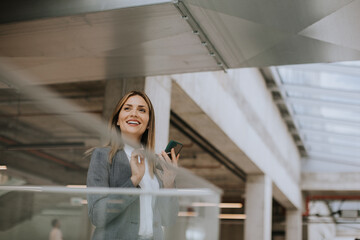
0, 186, 220, 240
0, 61, 221, 240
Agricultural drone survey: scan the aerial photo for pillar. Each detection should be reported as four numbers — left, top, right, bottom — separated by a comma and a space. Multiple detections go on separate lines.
286, 209, 302, 240
145, 76, 172, 153
244, 174, 272, 240
102, 77, 145, 121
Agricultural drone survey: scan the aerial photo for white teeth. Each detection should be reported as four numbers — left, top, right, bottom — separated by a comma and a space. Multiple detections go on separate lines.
127, 121, 139, 125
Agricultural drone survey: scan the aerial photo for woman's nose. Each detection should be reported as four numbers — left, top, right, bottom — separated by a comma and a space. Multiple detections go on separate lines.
130, 109, 138, 116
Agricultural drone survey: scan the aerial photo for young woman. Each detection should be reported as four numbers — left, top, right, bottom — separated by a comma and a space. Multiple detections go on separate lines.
87, 91, 179, 240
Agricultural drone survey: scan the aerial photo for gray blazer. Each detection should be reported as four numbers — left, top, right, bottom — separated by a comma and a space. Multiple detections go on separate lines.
87, 147, 178, 240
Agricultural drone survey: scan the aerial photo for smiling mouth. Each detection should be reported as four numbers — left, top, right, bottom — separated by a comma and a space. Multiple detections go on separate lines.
126, 120, 140, 125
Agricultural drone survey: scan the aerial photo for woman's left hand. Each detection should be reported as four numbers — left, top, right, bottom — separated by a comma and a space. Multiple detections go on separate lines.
156, 148, 179, 188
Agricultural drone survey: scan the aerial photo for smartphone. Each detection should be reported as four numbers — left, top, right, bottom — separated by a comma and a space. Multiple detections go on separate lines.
165, 140, 183, 158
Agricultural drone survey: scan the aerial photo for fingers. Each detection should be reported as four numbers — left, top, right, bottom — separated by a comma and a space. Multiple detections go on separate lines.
130, 149, 145, 186
160, 148, 179, 167
157, 153, 166, 164
161, 150, 171, 163
131, 149, 145, 164
171, 148, 179, 167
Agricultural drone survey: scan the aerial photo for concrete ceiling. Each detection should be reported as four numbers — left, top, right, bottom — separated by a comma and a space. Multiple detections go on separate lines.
183, 0, 360, 67
2, 0, 360, 85
0, 1, 222, 85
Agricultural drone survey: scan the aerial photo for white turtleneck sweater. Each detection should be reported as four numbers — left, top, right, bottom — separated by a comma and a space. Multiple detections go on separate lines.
123, 144, 160, 238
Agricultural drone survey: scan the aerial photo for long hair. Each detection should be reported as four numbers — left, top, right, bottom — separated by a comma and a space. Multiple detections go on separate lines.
106, 91, 155, 164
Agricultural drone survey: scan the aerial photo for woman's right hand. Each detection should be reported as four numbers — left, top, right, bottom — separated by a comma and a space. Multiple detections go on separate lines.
129, 149, 145, 186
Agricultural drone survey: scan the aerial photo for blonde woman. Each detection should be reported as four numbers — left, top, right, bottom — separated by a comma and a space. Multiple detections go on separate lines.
87, 91, 179, 240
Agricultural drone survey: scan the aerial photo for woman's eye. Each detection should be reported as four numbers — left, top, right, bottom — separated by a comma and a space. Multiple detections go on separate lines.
123, 107, 130, 111
139, 109, 146, 113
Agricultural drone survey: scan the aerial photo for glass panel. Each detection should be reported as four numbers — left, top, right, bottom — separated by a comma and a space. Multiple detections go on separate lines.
333, 60, 360, 67
309, 145, 360, 158
298, 121, 360, 136
304, 134, 360, 148
291, 103, 360, 122
285, 89, 360, 105
278, 68, 360, 92
0, 187, 220, 240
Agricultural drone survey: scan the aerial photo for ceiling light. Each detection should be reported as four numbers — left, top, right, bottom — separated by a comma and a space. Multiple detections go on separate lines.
191, 202, 218, 207
178, 211, 198, 217
191, 202, 243, 208
0, 166, 7, 170
219, 203, 243, 208
219, 214, 246, 220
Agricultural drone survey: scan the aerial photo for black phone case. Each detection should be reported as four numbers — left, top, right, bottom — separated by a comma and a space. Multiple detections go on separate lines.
165, 140, 183, 156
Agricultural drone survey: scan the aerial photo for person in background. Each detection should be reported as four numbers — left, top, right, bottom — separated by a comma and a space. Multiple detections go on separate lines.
49, 219, 63, 240
87, 90, 179, 240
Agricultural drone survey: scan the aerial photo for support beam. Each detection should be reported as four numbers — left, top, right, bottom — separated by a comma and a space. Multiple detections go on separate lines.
102, 77, 145, 121
244, 174, 272, 240
145, 76, 172, 153
286, 209, 302, 240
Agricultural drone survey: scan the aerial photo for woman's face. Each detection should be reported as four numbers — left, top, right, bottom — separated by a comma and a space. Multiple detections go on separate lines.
117, 95, 150, 142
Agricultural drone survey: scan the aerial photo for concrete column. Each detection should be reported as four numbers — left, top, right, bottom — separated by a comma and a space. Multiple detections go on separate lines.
80, 206, 93, 240
145, 76, 172, 153
244, 174, 272, 240
285, 209, 302, 240
102, 77, 145, 121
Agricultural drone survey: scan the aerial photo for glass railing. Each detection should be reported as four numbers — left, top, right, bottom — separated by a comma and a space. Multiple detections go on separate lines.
0, 186, 220, 240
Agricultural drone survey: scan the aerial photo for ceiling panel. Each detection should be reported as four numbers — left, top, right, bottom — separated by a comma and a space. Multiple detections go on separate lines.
0, 2, 221, 84
185, 0, 353, 33
300, 1, 360, 51
1, 0, 173, 24
183, 0, 360, 67
273, 61, 360, 167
